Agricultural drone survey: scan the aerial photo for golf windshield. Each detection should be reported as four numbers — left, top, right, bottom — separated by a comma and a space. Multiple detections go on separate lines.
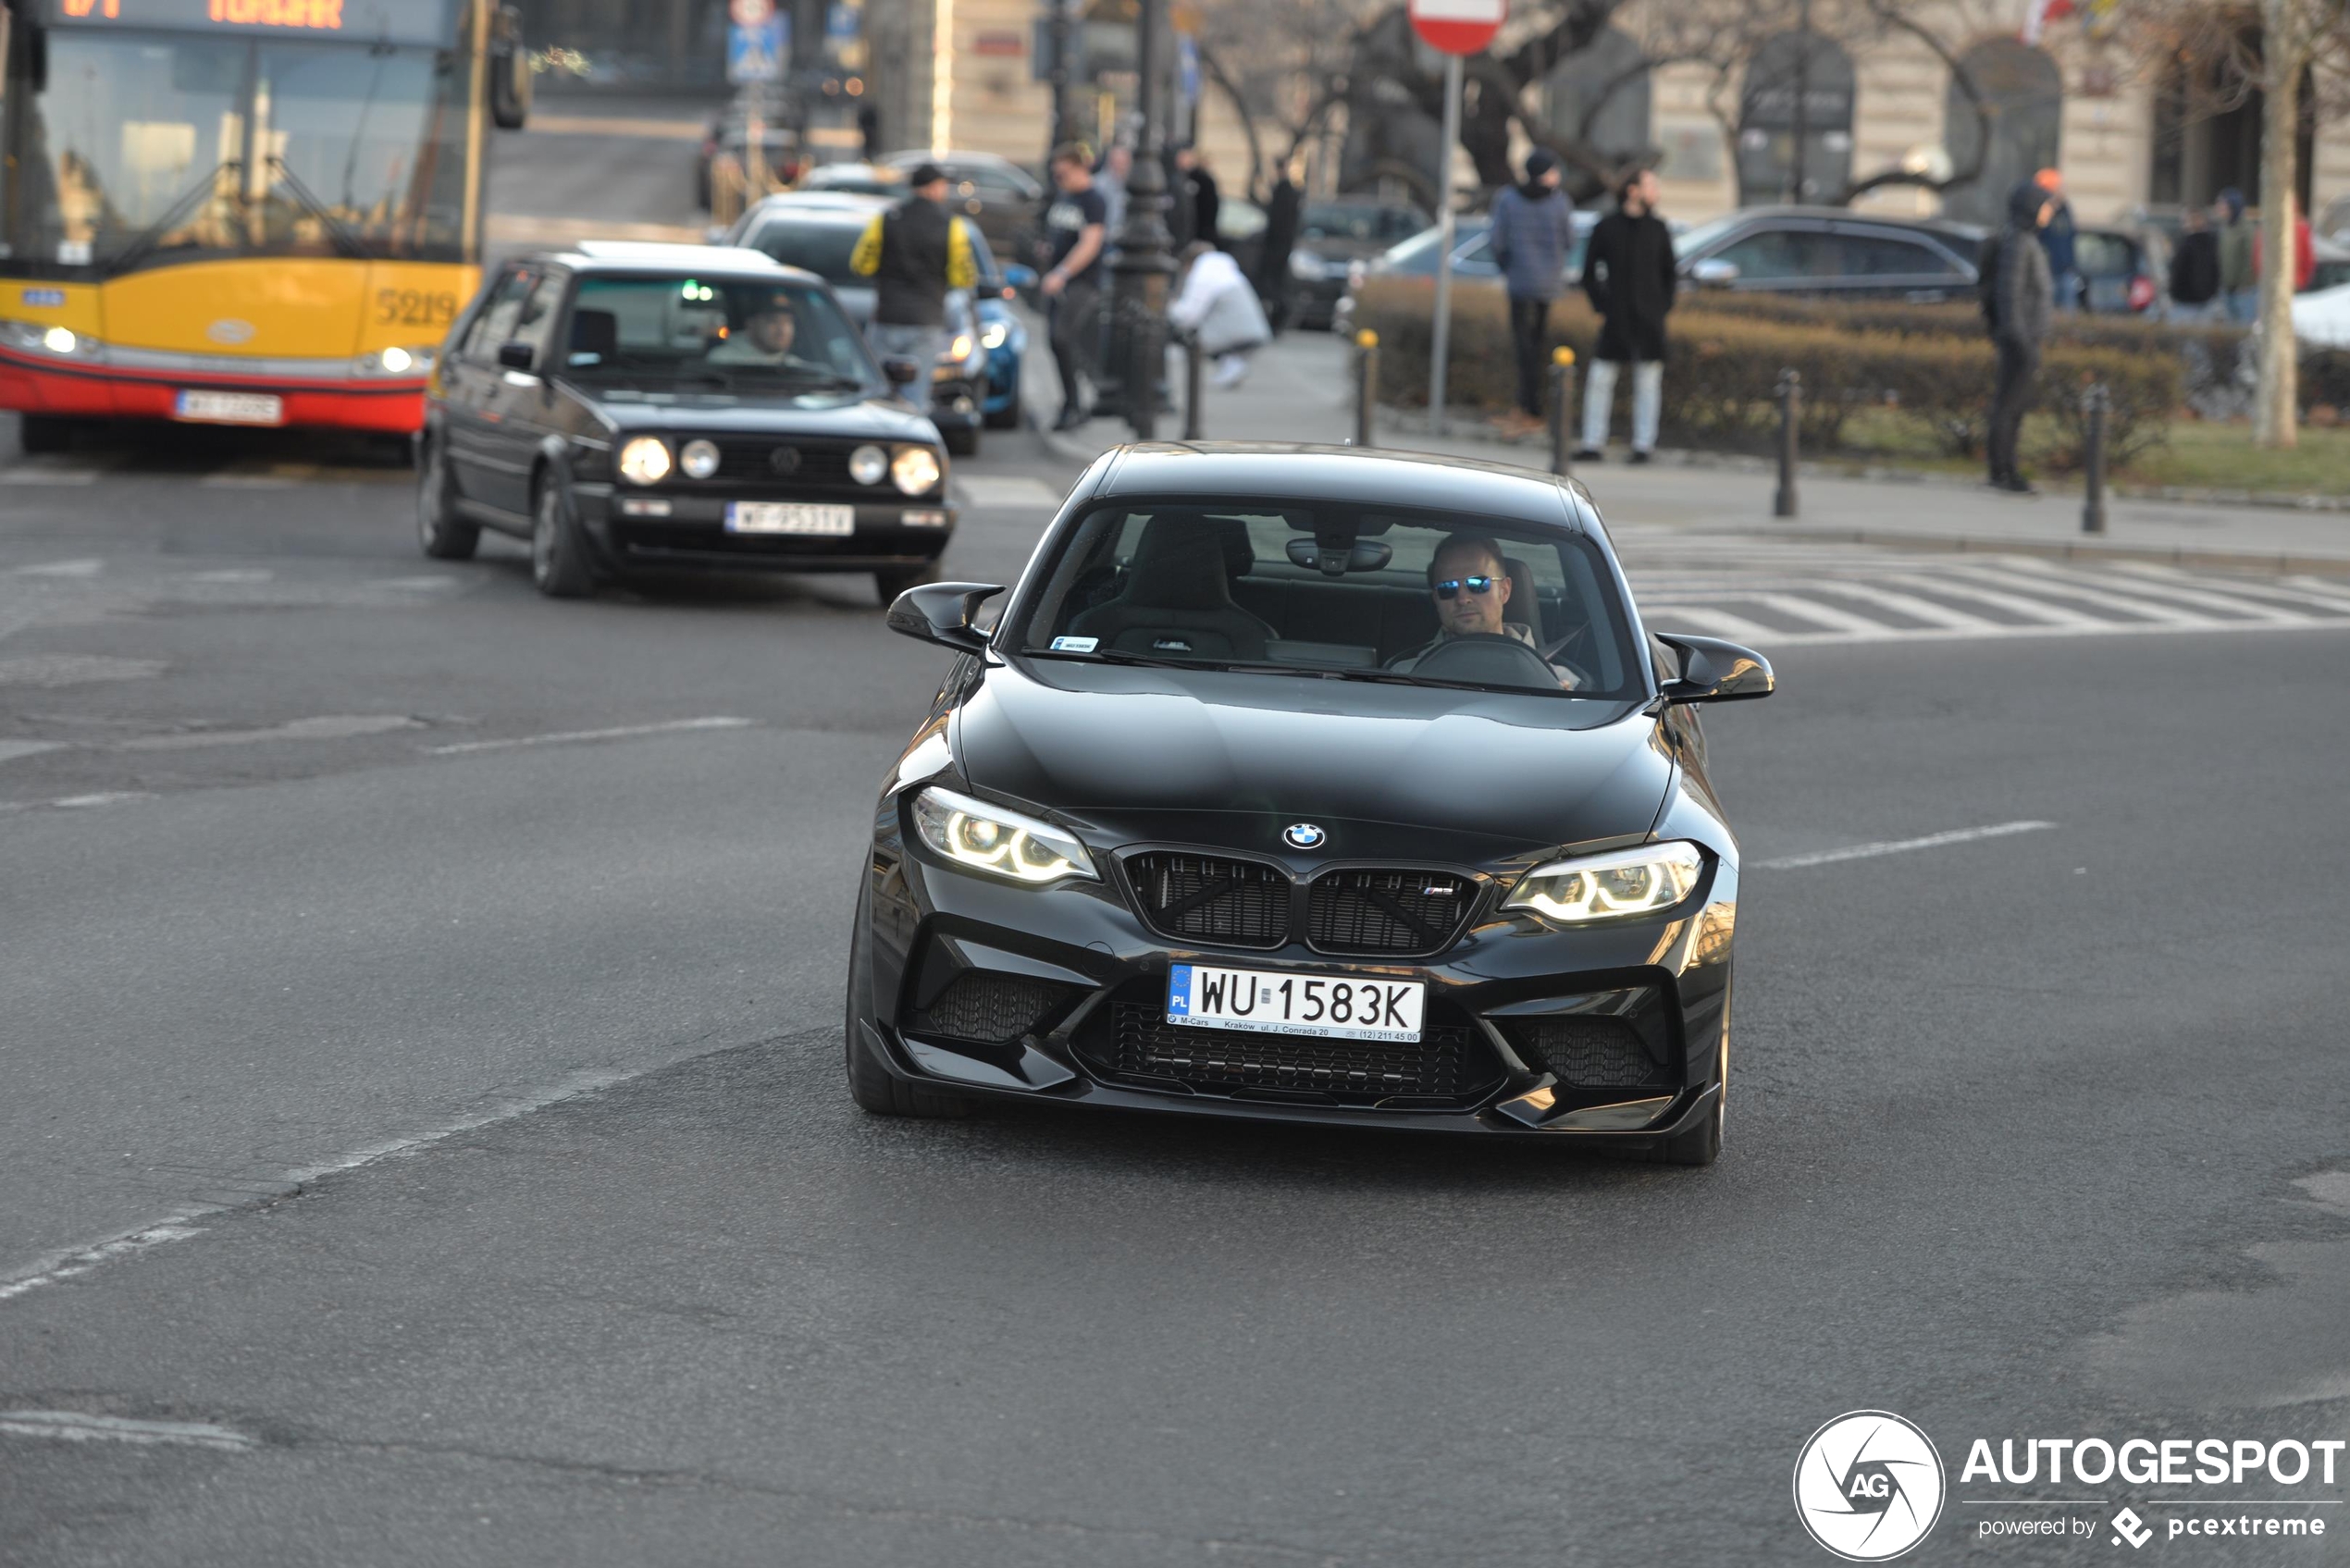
559, 276, 879, 392
1011, 504, 1642, 700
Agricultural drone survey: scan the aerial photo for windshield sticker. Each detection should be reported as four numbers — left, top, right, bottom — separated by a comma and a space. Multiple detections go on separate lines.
1049, 636, 1098, 653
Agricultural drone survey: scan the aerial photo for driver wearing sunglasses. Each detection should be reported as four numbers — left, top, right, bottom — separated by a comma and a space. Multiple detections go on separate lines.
1389, 535, 1579, 687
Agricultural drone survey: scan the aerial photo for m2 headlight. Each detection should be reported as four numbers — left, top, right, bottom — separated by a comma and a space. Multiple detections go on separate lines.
1503, 841, 1705, 925
911, 785, 1097, 885
891, 444, 943, 495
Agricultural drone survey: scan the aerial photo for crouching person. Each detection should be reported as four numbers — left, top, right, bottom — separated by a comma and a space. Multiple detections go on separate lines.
1169, 241, 1271, 391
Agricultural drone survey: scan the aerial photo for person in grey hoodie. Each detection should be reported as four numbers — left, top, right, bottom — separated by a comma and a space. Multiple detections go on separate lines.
1982, 179, 2054, 495
1488, 149, 1576, 420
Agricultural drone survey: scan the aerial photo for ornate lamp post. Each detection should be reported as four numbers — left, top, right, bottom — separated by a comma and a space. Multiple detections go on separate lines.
1106, 0, 1174, 438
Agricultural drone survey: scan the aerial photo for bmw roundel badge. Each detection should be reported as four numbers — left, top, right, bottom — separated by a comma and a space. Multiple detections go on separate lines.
1283, 822, 1327, 850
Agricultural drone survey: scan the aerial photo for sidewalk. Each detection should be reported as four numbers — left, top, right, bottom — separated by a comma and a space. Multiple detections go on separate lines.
1023, 325, 2350, 575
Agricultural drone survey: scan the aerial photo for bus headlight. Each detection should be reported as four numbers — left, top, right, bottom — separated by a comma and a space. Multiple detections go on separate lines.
617, 436, 673, 485
1, 319, 105, 362
352, 345, 438, 377
891, 445, 943, 494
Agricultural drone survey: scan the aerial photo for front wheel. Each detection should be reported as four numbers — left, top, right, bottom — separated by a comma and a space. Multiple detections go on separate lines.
530, 477, 595, 599
873, 558, 941, 607
416, 438, 479, 561
17, 415, 73, 455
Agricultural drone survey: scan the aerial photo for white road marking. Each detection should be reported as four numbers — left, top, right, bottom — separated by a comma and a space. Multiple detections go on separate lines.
0, 1411, 257, 1452
1945, 563, 2214, 625
1877, 573, 2106, 627
370, 575, 465, 591
424, 715, 755, 756
0, 1068, 630, 1305
195, 475, 300, 490
1991, 558, 2312, 624
1801, 583, 2004, 631
0, 739, 64, 764
1639, 604, 1782, 643
0, 655, 167, 687
183, 568, 274, 583
115, 714, 421, 751
1747, 592, 1899, 636
1755, 820, 2057, 870
0, 791, 158, 815
955, 475, 1063, 510
0, 468, 100, 486
10, 558, 105, 576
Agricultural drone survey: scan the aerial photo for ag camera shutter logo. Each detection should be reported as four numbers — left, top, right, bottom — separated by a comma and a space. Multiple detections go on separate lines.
1793, 1411, 1946, 1561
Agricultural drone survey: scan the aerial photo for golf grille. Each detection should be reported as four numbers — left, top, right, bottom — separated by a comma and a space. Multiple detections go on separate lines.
1507, 1017, 1665, 1089
904, 973, 1078, 1046
1307, 870, 1475, 956
1125, 853, 1290, 947
1095, 1003, 1490, 1105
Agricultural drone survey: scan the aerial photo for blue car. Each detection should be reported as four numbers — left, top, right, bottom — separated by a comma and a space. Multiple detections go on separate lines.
964, 228, 1034, 430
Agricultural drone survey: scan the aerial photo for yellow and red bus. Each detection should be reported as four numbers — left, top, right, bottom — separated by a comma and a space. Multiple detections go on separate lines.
0, 0, 527, 451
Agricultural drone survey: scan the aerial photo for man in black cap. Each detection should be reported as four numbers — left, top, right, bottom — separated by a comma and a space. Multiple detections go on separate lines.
1488, 147, 1576, 423
851, 161, 977, 388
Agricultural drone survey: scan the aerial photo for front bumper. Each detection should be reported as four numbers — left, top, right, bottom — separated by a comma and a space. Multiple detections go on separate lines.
858, 812, 1737, 1145
576, 484, 955, 574
928, 376, 983, 430
0, 347, 426, 434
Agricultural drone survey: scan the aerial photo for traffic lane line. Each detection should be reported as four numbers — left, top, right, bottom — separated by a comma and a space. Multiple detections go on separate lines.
1754, 821, 2057, 870
0, 1411, 258, 1451
423, 716, 755, 756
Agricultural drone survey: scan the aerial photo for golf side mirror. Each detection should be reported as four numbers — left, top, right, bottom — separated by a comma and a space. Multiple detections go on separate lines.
1655, 633, 1775, 705
883, 356, 922, 386
1687, 257, 1739, 288
496, 340, 537, 371
886, 581, 1004, 655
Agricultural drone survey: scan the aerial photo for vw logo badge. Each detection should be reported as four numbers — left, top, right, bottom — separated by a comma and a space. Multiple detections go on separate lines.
1283, 823, 1326, 850
767, 445, 801, 475
205, 318, 256, 346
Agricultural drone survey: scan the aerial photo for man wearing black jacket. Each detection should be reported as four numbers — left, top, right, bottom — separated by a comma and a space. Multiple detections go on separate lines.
2168, 206, 2222, 322
1574, 168, 1676, 463
851, 163, 977, 384
1173, 144, 1220, 251
1981, 179, 2055, 495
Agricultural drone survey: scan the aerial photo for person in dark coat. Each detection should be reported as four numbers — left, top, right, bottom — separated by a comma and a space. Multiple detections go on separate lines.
1255, 172, 1302, 333
2168, 205, 2222, 321
1983, 179, 2055, 494
1574, 168, 1676, 463
1173, 144, 1220, 251
1488, 148, 1577, 421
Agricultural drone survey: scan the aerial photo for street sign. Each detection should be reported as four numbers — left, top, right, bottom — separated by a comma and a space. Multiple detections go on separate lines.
1407, 0, 1504, 56
727, 14, 785, 82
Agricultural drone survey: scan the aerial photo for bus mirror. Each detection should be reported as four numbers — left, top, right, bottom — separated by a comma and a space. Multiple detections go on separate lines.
489, 6, 531, 130
29, 26, 46, 95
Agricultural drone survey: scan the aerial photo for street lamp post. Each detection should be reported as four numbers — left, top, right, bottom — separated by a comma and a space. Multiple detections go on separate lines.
1107, 0, 1174, 438
1046, 0, 1075, 152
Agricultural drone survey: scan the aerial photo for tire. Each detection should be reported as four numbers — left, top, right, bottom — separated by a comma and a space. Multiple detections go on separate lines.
873, 558, 941, 607
529, 474, 595, 599
1640, 1031, 1725, 1167
416, 436, 480, 561
18, 415, 73, 455
944, 423, 980, 458
983, 391, 1021, 431
845, 881, 974, 1117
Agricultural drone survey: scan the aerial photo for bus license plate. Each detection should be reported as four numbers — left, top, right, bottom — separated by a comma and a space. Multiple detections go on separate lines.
1167, 964, 1423, 1043
725, 501, 853, 536
173, 390, 283, 426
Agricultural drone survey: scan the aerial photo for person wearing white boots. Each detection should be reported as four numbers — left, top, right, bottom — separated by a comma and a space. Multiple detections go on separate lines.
1168, 240, 1270, 390
1574, 168, 1676, 464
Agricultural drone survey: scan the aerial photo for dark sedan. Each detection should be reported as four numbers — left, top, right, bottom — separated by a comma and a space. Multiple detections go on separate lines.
848, 444, 1772, 1164
417, 242, 954, 603
1283, 199, 1432, 330
1676, 205, 1985, 302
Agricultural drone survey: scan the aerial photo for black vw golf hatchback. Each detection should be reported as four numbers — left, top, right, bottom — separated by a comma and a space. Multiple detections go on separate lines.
419, 241, 954, 602
852, 445, 1774, 1164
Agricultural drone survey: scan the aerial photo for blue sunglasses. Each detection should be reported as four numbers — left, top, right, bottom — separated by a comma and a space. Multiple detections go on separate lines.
1434, 575, 1498, 600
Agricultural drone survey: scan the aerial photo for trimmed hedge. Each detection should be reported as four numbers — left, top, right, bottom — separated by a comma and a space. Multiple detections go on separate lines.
1354, 278, 2182, 469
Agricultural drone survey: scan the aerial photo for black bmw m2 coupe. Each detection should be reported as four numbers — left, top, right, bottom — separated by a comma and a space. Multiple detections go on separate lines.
850, 444, 1773, 1164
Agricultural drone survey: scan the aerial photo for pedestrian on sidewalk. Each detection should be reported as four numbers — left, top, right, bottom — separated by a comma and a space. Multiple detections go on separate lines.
1981, 179, 2055, 496
2167, 205, 2222, 322
2034, 168, 2079, 313
1095, 142, 1132, 243
1256, 170, 1302, 334
1037, 142, 1109, 431
2217, 189, 2257, 325
1173, 144, 1220, 252
1488, 148, 1576, 425
1574, 167, 1675, 464
850, 163, 978, 389
1168, 240, 1271, 390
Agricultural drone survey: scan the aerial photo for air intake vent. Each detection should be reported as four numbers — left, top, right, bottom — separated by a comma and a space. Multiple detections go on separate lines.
1097, 1003, 1490, 1104
1307, 869, 1475, 956
1125, 853, 1291, 948
905, 972, 1079, 1046
1507, 1017, 1664, 1089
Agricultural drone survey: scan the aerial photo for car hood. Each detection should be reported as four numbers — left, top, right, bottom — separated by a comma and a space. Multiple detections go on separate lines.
1299, 236, 1394, 265
573, 388, 940, 441
955, 661, 1672, 866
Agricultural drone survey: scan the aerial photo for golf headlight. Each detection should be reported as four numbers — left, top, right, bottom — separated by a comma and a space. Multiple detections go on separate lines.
679, 438, 721, 479
1503, 841, 1705, 925
891, 444, 942, 494
912, 785, 1097, 884
980, 320, 1009, 350
617, 436, 672, 485
1290, 250, 1328, 280
947, 332, 975, 362
849, 443, 889, 485
1, 319, 105, 361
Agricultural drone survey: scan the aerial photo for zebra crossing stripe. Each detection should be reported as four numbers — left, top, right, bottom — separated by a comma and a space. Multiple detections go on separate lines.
1992, 559, 2312, 624
1877, 573, 2106, 627
1637, 604, 1781, 643
1944, 564, 2217, 625
1798, 583, 2004, 631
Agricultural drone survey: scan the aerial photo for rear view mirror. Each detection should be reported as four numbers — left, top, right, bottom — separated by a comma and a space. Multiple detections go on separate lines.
1285, 537, 1392, 577
489, 6, 531, 130
886, 581, 1005, 655
883, 356, 922, 386
1655, 633, 1774, 705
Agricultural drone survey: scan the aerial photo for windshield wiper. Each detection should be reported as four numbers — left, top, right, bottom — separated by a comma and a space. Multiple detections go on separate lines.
266, 156, 372, 261
101, 166, 229, 278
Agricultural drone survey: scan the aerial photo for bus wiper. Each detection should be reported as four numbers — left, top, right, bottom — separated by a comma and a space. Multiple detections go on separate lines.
266, 156, 373, 260
102, 166, 229, 277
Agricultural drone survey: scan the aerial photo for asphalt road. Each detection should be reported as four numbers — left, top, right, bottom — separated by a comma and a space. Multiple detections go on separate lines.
3, 117, 2346, 1567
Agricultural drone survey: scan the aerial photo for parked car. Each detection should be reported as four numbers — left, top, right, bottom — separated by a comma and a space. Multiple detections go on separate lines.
2291, 279, 2350, 347
796, 161, 908, 199
1675, 206, 1985, 302
878, 149, 1046, 257
720, 194, 988, 455
2072, 225, 2161, 314
858, 444, 1771, 1164
2309, 232, 2350, 294
1283, 199, 1433, 330
417, 242, 953, 604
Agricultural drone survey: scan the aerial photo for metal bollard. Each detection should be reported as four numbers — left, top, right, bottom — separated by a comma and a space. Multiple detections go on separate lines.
2081, 381, 2109, 535
1354, 329, 1379, 449
1181, 333, 1205, 442
1773, 368, 1802, 519
1548, 346, 1577, 478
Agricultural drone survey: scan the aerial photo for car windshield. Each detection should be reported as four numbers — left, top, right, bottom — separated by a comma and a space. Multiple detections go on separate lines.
1377, 219, 1490, 272
1671, 215, 1743, 258
561, 276, 877, 394
746, 220, 865, 286
1303, 203, 1426, 242
1008, 503, 1642, 700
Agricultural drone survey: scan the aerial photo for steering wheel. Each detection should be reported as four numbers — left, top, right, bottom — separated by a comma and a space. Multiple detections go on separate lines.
1538, 626, 1598, 692
1404, 632, 1565, 688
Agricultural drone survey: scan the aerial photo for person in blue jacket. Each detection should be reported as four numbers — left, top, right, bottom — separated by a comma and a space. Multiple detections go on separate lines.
1488, 149, 1577, 421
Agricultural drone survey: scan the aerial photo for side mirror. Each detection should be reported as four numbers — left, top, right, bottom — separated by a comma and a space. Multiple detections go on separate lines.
1003, 263, 1039, 291
1654, 633, 1774, 705
703, 225, 731, 246
886, 581, 1005, 655
496, 340, 537, 371
1687, 257, 1739, 288
882, 356, 922, 386
489, 6, 531, 130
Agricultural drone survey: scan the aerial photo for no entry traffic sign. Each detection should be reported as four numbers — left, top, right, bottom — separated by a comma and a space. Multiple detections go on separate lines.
1408, 0, 1505, 56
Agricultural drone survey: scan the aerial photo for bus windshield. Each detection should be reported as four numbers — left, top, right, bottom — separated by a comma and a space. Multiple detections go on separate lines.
4, 29, 473, 276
